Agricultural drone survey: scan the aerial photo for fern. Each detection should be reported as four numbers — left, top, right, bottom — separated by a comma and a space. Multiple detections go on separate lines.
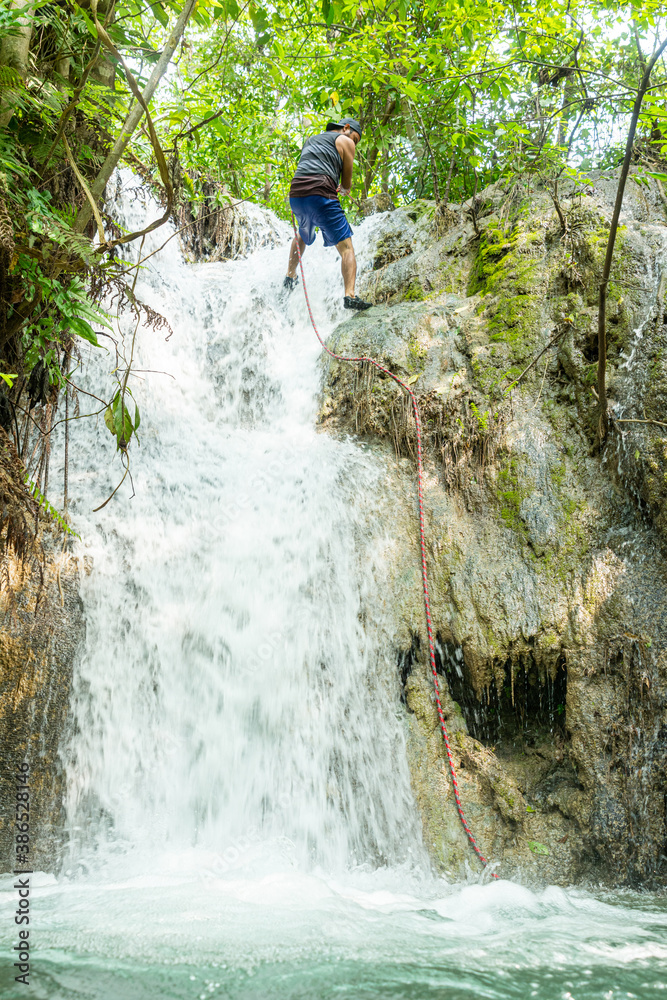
0, 67, 20, 89
24, 475, 80, 539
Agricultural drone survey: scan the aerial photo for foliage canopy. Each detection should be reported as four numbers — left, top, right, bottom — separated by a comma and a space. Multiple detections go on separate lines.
0, 0, 665, 512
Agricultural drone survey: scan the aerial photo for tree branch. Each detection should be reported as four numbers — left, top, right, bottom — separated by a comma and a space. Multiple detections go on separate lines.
597, 34, 667, 445
503, 325, 568, 393
63, 135, 107, 246
74, 0, 196, 235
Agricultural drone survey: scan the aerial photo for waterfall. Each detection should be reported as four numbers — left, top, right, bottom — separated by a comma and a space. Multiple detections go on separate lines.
3, 174, 667, 1000
60, 172, 424, 878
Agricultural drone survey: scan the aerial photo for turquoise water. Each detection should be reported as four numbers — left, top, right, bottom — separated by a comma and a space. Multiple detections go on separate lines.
1, 871, 666, 999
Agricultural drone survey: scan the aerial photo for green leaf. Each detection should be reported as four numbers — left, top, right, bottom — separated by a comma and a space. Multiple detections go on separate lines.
77, 7, 97, 37
268, 63, 283, 88
24, 475, 80, 538
152, 2, 169, 27
527, 840, 550, 856
113, 399, 124, 439
69, 317, 99, 346
123, 408, 133, 443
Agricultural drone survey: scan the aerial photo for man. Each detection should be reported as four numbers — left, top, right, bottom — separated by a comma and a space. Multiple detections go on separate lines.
284, 117, 372, 311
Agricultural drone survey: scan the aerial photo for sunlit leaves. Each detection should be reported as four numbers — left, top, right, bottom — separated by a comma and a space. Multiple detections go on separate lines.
20, 0, 663, 233
105, 391, 141, 452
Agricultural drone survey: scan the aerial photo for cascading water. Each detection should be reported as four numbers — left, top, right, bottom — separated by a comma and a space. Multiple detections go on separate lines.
62, 171, 424, 876
1, 174, 667, 999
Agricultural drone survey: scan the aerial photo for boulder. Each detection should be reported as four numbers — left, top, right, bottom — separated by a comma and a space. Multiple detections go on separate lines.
320, 170, 667, 886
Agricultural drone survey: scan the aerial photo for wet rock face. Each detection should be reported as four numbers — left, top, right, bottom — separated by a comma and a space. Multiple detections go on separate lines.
0, 536, 84, 873
138, 167, 289, 263
609, 274, 667, 543
321, 170, 667, 886
359, 193, 395, 218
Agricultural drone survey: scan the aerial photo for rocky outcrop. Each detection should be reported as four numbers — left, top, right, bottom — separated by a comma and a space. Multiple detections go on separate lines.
0, 528, 84, 873
320, 170, 667, 886
169, 168, 287, 262
359, 193, 396, 218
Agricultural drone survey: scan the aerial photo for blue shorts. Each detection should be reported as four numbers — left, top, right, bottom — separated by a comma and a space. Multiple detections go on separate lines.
289, 195, 353, 248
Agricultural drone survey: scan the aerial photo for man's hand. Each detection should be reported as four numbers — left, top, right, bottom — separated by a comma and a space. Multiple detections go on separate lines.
337, 185, 350, 196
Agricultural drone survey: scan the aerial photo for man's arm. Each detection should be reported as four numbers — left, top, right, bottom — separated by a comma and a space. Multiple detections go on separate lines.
335, 133, 356, 194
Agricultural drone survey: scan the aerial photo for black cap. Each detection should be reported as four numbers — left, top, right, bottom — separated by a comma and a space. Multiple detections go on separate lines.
326, 117, 362, 138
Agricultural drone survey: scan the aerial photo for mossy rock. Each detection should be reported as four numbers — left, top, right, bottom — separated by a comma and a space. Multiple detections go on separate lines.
321, 172, 667, 887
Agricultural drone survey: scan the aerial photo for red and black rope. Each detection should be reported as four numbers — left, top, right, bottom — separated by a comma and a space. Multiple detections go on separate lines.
290, 216, 498, 876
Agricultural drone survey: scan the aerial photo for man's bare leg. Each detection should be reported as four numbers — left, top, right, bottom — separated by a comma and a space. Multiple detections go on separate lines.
336, 237, 357, 297
337, 237, 371, 309
286, 235, 306, 278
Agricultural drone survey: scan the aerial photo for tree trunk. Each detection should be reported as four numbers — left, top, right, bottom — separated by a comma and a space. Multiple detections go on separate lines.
0, 0, 33, 127
381, 149, 389, 194
54, 56, 71, 91
558, 75, 575, 147
0, 0, 32, 74
363, 144, 379, 196
74, 0, 196, 234
597, 35, 667, 444
362, 97, 395, 196
263, 162, 272, 205
444, 153, 455, 203
400, 95, 426, 166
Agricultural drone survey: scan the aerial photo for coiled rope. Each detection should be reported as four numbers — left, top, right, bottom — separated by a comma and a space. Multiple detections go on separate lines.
291, 215, 498, 876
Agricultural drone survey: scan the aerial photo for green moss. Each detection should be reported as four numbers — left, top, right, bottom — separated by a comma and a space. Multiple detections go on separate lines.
487, 293, 540, 352
468, 222, 516, 296
406, 335, 428, 373
551, 462, 566, 488
495, 456, 531, 538
527, 840, 550, 856
467, 219, 545, 374
469, 349, 507, 396
405, 199, 435, 222
562, 497, 579, 518
538, 499, 588, 588
649, 349, 663, 377
548, 457, 587, 531
403, 280, 425, 302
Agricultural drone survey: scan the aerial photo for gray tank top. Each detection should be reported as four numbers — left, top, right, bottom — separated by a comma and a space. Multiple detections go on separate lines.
294, 132, 342, 185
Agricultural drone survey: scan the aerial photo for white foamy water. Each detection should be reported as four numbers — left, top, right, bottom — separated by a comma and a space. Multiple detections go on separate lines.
59, 172, 423, 877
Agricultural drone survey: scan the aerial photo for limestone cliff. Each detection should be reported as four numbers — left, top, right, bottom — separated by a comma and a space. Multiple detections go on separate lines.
0, 451, 84, 874
321, 171, 667, 887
